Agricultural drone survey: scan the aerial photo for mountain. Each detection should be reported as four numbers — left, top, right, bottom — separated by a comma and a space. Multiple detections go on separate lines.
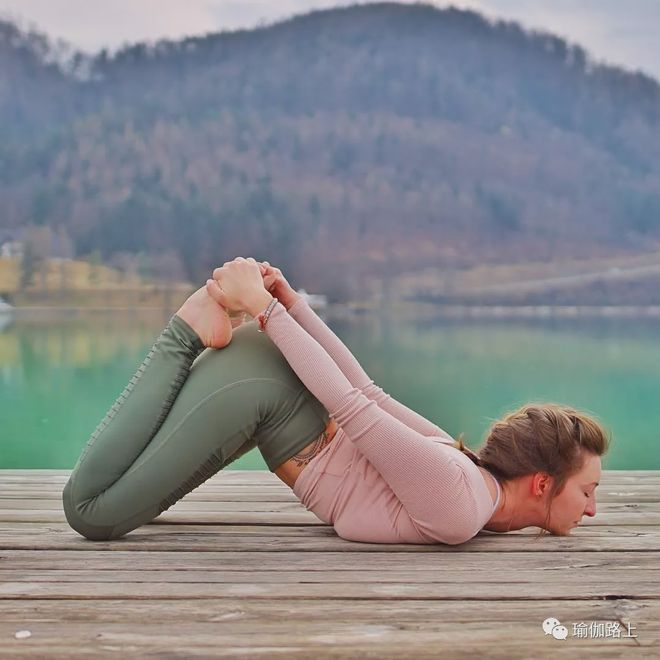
2, 2, 660, 301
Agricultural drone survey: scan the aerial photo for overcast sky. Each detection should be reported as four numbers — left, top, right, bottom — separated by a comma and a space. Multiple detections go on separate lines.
1, 0, 658, 81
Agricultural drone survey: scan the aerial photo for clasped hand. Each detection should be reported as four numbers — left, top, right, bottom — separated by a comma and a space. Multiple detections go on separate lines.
206, 256, 301, 316
206, 257, 269, 315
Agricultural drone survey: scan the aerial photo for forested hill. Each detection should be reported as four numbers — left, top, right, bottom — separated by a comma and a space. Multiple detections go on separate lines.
2, 2, 660, 299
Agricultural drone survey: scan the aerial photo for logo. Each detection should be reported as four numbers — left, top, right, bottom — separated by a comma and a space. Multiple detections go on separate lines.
542, 617, 568, 640
542, 617, 638, 640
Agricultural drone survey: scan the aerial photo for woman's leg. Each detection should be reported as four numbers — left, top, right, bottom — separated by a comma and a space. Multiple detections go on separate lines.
62, 315, 329, 541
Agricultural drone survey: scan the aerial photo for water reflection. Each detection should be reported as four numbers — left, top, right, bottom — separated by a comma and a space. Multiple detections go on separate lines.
0, 312, 171, 371
326, 313, 660, 471
1, 309, 658, 470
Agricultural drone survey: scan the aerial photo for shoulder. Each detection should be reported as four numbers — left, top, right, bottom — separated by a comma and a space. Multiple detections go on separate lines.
454, 456, 499, 533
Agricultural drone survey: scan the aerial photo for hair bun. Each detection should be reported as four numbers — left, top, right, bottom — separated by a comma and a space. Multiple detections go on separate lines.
452, 433, 483, 467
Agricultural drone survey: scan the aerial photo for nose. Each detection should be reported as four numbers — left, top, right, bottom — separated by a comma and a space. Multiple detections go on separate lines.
585, 501, 597, 517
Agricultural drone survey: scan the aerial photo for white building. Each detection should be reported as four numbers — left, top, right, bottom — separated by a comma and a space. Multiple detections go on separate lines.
1, 240, 24, 259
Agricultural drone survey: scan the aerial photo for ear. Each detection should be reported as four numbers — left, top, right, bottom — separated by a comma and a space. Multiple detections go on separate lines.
534, 472, 553, 498
206, 279, 229, 307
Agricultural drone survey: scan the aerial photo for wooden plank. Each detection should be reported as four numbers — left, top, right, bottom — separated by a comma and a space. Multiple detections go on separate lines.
0, 596, 650, 625
2, 525, 660, 553
0, 624, 646, 658
1, 488, 302, 501
3, 568, 660, 588
1, 599, 654, 652
1, 579, 659, 599
5, 497, 660, 511
1, 511, 325, 525
3, 510, 659, 527
2, 549, 658, 571
1, 499, 310, 511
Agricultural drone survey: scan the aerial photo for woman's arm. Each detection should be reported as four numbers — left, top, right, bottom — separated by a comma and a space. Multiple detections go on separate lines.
260, 300, 468, 542
287, 296, 452, 440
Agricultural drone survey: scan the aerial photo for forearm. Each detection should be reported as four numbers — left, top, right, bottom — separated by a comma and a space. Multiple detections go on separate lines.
287, 296, 371, 389
287, 297, 451, 439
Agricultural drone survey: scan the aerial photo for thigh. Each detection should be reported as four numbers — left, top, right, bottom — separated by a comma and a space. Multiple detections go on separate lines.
183, 320, 330, 470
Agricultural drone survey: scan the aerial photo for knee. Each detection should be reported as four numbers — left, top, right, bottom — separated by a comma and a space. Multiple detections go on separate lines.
61, 477, 121, 542
63, 508, 120, 541
67, 520, 120, 541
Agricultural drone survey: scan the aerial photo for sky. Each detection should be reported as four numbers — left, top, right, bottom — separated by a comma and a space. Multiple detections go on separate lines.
1, 0, 659, 82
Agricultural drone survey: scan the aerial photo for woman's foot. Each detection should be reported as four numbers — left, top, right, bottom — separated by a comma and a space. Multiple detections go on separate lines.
176, 285, 233, 349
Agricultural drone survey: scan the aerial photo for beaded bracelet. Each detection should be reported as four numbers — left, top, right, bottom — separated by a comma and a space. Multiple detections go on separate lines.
256, 297, 278, 332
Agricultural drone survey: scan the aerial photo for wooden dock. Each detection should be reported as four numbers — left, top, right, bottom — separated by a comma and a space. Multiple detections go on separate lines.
1, 469, 658, 657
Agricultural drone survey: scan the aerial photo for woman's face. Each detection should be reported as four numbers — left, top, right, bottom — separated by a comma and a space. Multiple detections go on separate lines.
546, 452, 601, 536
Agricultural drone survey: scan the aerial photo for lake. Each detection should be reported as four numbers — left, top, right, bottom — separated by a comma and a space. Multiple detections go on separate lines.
1, 308, 657, 471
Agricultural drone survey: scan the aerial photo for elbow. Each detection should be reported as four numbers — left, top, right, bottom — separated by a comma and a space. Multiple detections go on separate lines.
427, 514, 481, 546
440, 520, 481, 545
443, 533, 474, 546
333, 518, 400, 544
412, 521, 474, 546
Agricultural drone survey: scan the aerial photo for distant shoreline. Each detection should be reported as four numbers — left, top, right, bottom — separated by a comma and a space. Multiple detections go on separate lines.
430, 304, 660, 319
7, 303, 660, 320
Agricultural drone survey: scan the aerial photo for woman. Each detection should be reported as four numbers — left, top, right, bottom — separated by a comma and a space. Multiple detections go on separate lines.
62, 257, 609, 545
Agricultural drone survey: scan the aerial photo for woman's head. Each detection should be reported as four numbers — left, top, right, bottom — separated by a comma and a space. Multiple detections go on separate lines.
453, 403, 610, 538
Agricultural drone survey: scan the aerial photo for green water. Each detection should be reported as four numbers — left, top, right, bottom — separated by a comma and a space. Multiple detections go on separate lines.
1, 310, 657, 470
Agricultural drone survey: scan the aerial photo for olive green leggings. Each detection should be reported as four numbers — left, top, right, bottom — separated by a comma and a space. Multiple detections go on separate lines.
62, 314, 329, 541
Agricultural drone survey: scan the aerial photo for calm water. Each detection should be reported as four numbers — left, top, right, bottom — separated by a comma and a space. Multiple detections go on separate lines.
1, 309, 657, 470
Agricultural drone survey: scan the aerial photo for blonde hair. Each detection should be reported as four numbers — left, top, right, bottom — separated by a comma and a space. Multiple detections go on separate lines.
451, 403, 611, 539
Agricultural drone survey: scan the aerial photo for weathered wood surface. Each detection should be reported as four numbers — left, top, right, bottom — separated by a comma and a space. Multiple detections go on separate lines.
0, 469, 657, 657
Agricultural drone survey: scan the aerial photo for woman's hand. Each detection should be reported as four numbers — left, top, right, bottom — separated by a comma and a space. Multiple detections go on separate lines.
208, 257, 273, 317
257, 261, 302, 311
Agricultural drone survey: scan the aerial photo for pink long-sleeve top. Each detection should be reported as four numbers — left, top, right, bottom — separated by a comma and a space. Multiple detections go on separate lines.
263, 296, 502, 545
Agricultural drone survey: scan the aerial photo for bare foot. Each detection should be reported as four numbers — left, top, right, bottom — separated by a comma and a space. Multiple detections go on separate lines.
175, 285, 233, 349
